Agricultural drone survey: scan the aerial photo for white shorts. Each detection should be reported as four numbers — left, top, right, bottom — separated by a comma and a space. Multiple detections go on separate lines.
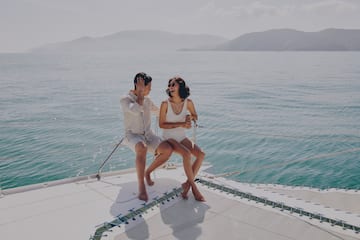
162, 128, 187, 142
123, 132, 162, 154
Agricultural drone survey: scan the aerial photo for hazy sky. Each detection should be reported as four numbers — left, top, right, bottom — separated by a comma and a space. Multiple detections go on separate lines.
1, 0, 360, 52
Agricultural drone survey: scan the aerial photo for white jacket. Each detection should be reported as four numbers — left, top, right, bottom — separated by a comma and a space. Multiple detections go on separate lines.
120, 91, 159, 137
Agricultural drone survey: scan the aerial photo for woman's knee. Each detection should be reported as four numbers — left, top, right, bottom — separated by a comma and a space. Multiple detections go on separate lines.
157, 141, 173, 156
195, 149, 205, 161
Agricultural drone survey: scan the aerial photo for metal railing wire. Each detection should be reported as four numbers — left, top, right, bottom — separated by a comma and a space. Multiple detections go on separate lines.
96, 138, 124, 180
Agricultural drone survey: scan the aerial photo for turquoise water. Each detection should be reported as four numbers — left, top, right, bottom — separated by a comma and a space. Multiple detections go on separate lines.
1, 51, 359, 190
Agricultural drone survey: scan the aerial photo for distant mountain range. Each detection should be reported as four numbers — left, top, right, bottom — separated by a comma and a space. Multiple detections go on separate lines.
32, 28, 360, 53
212, 28, 360, 51
31, 30, 228, 53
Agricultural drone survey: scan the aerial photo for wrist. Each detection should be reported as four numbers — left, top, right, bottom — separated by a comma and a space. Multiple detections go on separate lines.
137, 96, 144, 105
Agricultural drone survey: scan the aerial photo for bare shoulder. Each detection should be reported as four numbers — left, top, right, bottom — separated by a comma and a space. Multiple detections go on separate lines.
187, 98, 195, 105
160, 100, 168, 108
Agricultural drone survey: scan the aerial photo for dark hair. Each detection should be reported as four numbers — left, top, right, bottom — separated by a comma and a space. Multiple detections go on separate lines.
166, 77, 190, 99
134, 72, 152, 89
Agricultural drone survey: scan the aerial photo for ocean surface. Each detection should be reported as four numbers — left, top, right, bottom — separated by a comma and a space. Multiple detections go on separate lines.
1, 51, 359, 190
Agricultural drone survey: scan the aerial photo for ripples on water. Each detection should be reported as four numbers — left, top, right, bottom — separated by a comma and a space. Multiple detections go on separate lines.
0, 52, 359, 190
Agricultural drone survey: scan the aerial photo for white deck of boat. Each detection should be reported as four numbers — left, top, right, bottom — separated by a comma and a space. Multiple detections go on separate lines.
1, 165, 359, 240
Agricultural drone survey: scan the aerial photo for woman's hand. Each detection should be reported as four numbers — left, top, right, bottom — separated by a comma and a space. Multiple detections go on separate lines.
184, 114, 192, 129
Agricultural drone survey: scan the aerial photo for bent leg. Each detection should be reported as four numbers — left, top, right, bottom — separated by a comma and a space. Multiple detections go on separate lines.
166, 139, 205, 201
180, 138, 206, 197
181, 138, 205, 176
145, 140, 173, 186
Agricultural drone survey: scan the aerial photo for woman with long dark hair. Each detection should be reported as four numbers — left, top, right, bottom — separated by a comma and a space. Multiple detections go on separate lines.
146, 76, 205, 201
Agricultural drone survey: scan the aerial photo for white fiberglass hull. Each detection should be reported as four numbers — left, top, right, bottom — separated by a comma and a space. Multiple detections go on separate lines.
1, 165, 359, 240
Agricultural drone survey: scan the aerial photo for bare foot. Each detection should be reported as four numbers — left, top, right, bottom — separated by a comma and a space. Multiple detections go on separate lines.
191, 185, 205, 202
194, 193, 205, 202
145, 170, 154, 186
181, 182, 190, 199
138, 192, 148, 202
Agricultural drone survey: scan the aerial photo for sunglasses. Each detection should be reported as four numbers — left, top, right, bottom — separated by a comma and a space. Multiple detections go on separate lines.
168, 83, 176, 88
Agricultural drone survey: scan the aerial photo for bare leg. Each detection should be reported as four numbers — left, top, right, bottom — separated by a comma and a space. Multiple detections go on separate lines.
135, 142, 148, 201
145, 141, 173, 186
180, 138, 205, 198
167, 139, 205, 202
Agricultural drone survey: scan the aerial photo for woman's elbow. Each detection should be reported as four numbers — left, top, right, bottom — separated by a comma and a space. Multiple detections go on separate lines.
159, 122, 167, 129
